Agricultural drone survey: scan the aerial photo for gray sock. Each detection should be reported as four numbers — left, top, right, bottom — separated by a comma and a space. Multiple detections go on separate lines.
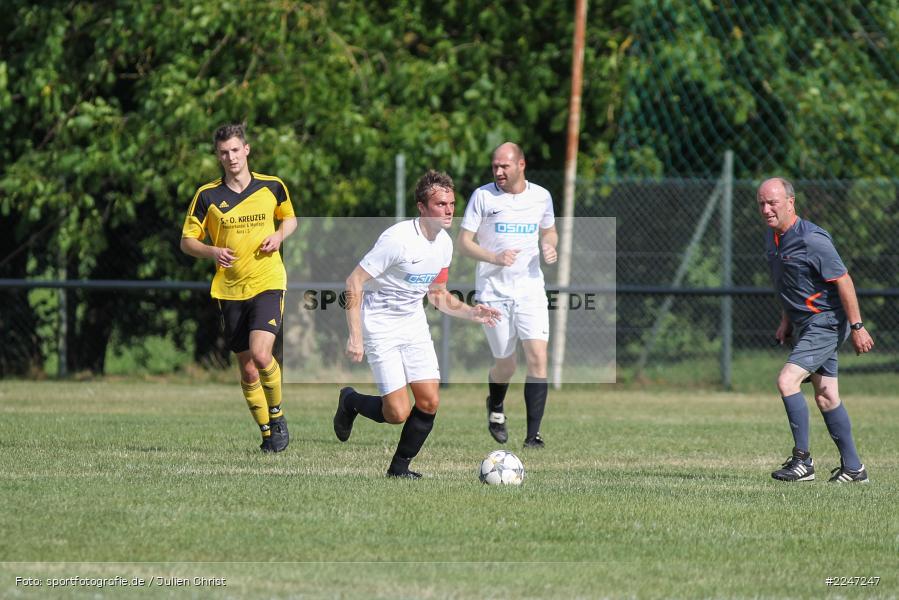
782, 392, 810, 453
821, 404, 862, 470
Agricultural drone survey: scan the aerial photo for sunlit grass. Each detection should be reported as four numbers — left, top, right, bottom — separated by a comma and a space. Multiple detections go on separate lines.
1, 381, 896, 598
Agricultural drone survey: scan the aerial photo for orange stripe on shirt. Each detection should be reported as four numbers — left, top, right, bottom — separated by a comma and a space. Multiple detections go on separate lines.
805, 292, 822, 313
826, 272, 849, 283
433, 267, 449, 285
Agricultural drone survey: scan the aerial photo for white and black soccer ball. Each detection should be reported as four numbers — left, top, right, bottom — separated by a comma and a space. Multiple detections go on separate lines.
479, 450, 525, 486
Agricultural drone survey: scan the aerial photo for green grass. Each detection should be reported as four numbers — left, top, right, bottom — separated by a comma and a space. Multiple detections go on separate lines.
623, 350, 899, 395
1, 380, 897, 599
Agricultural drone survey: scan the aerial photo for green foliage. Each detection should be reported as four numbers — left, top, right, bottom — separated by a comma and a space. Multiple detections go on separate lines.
2, 1, 896, 375
616, 0, 899, 178
0, 0, 631, 374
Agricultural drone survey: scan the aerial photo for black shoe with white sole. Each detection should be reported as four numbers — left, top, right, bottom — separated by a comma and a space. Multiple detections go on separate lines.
828, 462, 868, 483
771, 447, 814, 481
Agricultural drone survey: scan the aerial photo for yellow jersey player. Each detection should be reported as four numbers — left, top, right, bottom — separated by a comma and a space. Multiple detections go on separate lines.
181, 123, 297, 452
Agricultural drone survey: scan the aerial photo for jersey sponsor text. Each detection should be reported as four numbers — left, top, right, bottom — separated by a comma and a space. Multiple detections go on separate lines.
495, 222, 538, 234
404, 273, 439, 284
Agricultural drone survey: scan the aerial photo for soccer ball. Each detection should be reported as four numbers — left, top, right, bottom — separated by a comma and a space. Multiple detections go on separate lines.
479, 450, 525, 485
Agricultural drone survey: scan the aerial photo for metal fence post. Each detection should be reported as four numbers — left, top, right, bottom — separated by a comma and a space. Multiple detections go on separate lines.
395, 153, 406, 221
720, 150, 734, 390
57, 233, 67, 378
440, 312, 451, 387
550, 0, 587, 390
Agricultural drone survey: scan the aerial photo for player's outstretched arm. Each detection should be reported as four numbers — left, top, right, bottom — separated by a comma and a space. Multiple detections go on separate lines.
834, 273, 874, 355
344, 265, 372, 362
428, 285, 501, 327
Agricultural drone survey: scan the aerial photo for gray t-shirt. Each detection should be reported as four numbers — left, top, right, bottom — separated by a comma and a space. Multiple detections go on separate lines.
765, 217, 847, 325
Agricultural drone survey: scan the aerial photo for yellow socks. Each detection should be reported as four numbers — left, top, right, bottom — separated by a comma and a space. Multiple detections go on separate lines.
242, 359, 283, 441
259, 358, 284, 420
241, 379, 271, 438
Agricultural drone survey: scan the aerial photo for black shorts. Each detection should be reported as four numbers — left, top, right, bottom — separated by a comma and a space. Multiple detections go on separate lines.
218, 290, 285, 354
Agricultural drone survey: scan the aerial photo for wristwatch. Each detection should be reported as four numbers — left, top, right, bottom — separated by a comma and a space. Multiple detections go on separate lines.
850, 322, 864, 331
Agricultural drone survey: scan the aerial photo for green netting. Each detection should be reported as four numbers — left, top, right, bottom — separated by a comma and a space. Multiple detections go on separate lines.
614, 0, 899, 178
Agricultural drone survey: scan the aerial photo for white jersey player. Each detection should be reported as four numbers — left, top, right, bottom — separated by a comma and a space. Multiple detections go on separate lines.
335, 170, 501, 479
457, 142, 558, 448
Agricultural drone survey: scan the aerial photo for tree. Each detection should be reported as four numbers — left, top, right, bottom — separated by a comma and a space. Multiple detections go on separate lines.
0, 0, 630, 375
613, 0, 899, 179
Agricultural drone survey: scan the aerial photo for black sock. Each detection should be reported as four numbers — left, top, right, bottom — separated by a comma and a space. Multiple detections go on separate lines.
347, 390, 386, 423
524, 376, 548, 438
488, 374, 509, 413
389, 406, 436, 472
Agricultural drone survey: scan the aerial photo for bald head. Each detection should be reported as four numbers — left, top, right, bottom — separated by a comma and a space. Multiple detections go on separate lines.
492, 142, 525, 163
757, 177, 796, 233
757, 177, 794, 200
491, 142, 526, 194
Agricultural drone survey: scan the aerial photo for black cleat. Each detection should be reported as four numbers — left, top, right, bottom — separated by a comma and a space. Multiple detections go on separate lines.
523, 433, 545, 449
828, 462, 869, 483
487, 397, 508, 444
771, 447, 814, 481
386, 469, 422, 480
264, 416, 289, 452
386, 455, 421, 479
334, 387, 357, 442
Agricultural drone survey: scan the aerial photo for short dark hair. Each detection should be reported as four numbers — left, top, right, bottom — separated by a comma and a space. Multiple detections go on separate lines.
213, 123, 247, 151
414, 170, 455, 206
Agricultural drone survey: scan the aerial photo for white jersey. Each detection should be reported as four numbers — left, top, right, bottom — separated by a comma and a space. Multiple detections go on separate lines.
358, 218, 453, 343
461, 181, 555, 302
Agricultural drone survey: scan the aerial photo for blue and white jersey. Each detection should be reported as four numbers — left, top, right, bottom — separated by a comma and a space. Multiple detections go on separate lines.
461, 181, 555, 302
358, 218, 452, 341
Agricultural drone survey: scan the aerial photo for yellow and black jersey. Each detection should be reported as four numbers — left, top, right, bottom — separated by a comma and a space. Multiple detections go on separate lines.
182, 172, 296, 300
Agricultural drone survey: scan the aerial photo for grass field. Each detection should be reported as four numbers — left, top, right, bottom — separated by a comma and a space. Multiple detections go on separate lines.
1, 379, 896, 599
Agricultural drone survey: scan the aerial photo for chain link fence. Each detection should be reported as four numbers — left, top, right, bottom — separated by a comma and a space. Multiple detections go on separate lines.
2, 172, 897, 384
277, 216, 615, 386
616, 0, 899, 180
562, 171, 899, 384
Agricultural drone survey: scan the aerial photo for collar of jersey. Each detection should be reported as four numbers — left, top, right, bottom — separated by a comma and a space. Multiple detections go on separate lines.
222, 173, 258, 198
492, 181, 529, 195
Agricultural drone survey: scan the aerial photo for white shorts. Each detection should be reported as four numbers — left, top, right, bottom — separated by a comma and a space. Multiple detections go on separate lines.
364, 339, 441, 395
481, 297, 549, 359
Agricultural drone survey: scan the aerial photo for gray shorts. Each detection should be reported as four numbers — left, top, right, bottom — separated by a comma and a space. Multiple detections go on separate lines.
787, 312, 850, 377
